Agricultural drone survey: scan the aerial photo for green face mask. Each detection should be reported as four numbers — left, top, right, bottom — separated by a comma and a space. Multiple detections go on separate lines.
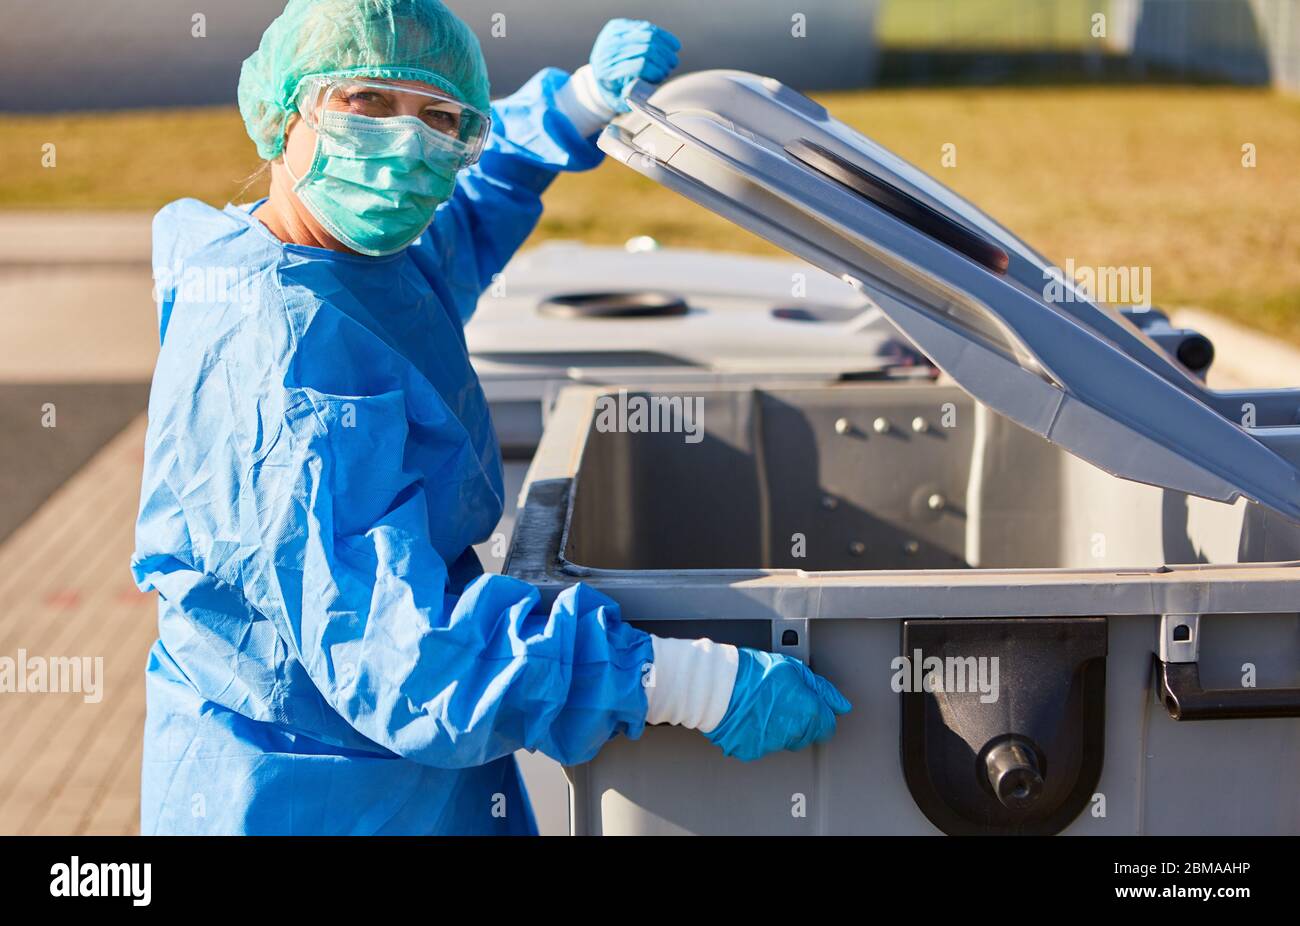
287, 111, 465, 256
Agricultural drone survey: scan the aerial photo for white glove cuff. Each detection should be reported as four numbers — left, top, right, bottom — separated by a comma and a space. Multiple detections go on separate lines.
552, 64, 619, 139
644, 636, 739, 734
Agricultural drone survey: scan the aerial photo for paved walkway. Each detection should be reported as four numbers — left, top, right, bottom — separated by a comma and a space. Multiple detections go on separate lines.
0, 415, 152, 834
0, 212, 157, 834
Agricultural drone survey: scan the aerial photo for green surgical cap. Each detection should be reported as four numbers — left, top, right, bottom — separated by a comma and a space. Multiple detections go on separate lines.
238, 0, 490, 160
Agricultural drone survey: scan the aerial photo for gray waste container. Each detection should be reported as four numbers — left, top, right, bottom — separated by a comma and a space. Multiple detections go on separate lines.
468, 242, 930, 833
503, 71, 1300, 835
467, 240, 930, 570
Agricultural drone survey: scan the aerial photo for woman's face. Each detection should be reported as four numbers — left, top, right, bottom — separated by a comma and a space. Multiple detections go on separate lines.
269, 78, 469, 250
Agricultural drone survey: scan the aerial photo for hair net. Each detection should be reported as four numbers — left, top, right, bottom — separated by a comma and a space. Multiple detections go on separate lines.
238, 0, 491, 161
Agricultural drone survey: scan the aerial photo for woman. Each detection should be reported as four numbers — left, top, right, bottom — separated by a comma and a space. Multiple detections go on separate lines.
133, 0, 849, 835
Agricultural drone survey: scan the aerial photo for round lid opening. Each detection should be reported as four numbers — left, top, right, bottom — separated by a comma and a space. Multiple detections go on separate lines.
538, 291, 690, 319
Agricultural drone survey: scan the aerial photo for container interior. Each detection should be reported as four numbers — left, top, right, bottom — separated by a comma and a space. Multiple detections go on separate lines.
563, 384, 1300, 571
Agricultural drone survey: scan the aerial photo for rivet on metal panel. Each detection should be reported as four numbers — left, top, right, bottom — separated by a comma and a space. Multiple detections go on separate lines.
834, 417, 853, 435
872, 416, 890, 434
821, 494, 839, 510
927, 492, 946, 511
848, 540, 866, 556
1159, 613, 1200, 664
911, 416, 929, 433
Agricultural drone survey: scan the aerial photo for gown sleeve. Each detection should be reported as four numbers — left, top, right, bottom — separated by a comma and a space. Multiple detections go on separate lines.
216, 330, 654, 770
408, 67, 605, 325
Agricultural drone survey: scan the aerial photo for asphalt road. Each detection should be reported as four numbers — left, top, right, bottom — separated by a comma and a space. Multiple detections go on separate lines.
0, 382, 150, 544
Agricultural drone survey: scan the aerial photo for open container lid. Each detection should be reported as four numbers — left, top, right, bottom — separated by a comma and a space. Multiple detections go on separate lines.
599, 70, 1300, 522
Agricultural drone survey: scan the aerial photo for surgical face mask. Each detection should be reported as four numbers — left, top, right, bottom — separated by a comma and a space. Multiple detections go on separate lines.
285, 109, 472, 256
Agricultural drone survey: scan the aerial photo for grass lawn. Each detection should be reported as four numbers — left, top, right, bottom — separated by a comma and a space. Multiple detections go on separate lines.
2, 84, 1299, 342
877, 0, 1106, 48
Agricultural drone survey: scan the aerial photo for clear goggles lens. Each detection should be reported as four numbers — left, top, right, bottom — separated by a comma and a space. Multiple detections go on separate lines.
297, 76, 491, 164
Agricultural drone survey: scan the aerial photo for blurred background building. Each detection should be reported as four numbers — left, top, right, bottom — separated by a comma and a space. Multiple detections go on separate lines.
0, 0, 882, 110
4, 0, 1300, 112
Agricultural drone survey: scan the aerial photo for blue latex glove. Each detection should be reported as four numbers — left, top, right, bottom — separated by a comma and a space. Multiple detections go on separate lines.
705, 649, 852, 761
589, 18, 682, 113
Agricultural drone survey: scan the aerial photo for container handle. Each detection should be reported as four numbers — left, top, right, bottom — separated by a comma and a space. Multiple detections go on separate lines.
1157, 614, 1300, 720
1157, 658, 1300, 721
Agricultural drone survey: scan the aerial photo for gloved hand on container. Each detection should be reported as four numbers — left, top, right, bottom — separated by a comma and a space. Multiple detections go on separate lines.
645, 637, 851, 761
589, 18, 681, 112
553, 18, 682, 137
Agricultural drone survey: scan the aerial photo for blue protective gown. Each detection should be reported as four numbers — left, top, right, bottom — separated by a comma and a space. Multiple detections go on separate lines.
133, 69, 655, 835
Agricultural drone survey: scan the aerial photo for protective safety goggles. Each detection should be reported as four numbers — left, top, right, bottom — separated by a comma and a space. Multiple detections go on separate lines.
296, 75, 491, 165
